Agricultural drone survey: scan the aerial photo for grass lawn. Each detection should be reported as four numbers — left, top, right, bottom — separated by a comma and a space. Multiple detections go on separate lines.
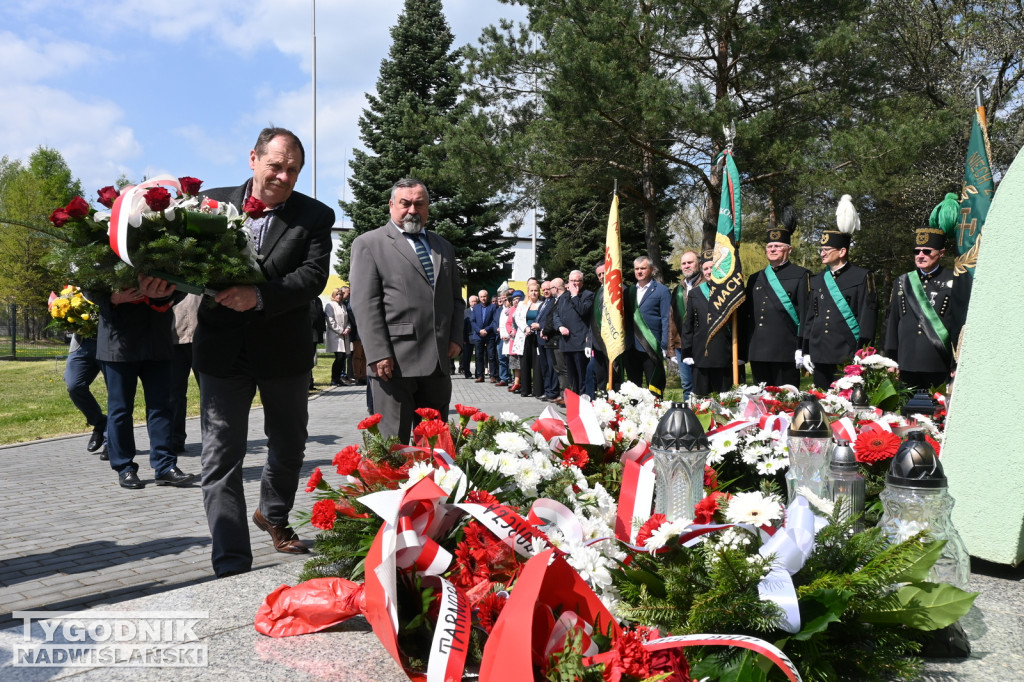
0, 355, 338, 446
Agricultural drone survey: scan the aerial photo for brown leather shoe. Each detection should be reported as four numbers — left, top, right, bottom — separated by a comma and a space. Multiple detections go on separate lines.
475, 377, 485, 383
552, 397, 565, 406
253, 509, 309, 554
495, 381, 507, 387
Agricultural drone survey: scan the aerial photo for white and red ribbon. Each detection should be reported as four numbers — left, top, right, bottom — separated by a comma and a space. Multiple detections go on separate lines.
564, 390, 606, 445
545, 610, 598, 658
108, 174, 183, 266
615, 441, 655, 543
642, 634, 802, 682
456, 501, 550, 558
531, 405, 568, 441
757, 496, 819, 633
423, 576, 471, 682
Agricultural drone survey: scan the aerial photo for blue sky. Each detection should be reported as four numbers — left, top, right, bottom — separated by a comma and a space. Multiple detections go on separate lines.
0, 0, 527, 224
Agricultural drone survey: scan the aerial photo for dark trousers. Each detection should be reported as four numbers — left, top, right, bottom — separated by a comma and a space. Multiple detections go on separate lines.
460, 341, 473, 378
900, 370, 950, 392
812, 364, 839, 390
693, 365, 731, 397
65, 336, 106, 428
520, 334, 543, 397
370, 366, 452, 445
550, 338, 568, 392
171, 343, 193, 450
585, 350, 609, 397
751, 360, 800, 388
331, 351, 349, 383
564, 350, 586, 395
103, 359, 176, 477
474, 337, 497, 378
197, 370, 309, 577
540, 343, 558, 397
624, 348, 666, 394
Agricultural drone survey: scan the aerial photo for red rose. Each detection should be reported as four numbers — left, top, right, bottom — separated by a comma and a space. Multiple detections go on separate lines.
49, 208, 70, 226
64, 196, 90, 219
97, 186, 119, 208
178, 176, 202, 195
243, 195, 267, 219
304, 466, 323, 493
636, 513, 667, 548
454, 403, 478, 417
853, 430, 902, 463
358, 414, 382, 431
415, 407, 442, 421
333, 445, 362, 475
144, 186, 172, 212
560, 444, 589, 469
310, 498, 337, 530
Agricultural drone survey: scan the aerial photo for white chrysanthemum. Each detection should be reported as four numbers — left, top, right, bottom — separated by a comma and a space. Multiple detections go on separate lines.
532, 430, 552, 451
820, 393, 853, 415
857, 354, 899, 369
544, 528, 568, 551
529, 536, 550, 555
618, 419, 640, 441
833, 374, 864, 390
616, 381, 647, 401
514, 467, 541, 496
434, 464, 466, 495
401, 462, 435, 489
756, 456, 788, 476
498, 411, 521, 423
592, 399, 617, 423
725, 491, 784, 525
494, 431, 529, 453
475, 448, 500, 471
565, 541, 614, 591
497, 452, 522, 477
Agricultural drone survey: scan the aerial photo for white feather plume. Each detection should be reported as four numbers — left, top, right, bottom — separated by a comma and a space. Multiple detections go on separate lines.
835, 194, 860, 235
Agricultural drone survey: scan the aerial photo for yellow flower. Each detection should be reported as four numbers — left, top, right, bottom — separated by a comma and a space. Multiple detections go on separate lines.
67, 316, 76, 323
61, 285, 76, 295
81, 313, 90, 321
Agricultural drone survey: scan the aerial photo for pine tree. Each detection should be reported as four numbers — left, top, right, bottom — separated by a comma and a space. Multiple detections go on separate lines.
336, 0, 513, 283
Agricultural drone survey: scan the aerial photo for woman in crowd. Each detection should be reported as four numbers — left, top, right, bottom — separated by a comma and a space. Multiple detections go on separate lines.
324, 288, 353, 386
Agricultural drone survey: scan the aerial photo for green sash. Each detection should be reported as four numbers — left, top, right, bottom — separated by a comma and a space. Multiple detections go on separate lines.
672, 284, 687, 327
699, 282, 710, 300
824, 269, 860, 339
904, 271, 952, 360
631, 286, 665, 395
764, 266, 800, 333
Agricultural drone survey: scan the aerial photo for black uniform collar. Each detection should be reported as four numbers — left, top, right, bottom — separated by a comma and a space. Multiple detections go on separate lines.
771, 260, 790, 273
918, 264, 944, 280
830, 261, 851, 277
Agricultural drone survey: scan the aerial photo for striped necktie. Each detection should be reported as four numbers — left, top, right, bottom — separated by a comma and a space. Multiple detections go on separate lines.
406, 233, 434, 286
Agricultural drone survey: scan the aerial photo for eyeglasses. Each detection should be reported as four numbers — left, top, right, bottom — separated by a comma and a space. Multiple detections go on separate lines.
818, 248, 835, 255
913, 248, 936, 256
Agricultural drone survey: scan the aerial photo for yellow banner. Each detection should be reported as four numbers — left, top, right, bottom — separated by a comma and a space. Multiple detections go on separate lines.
601, 195, 626, 366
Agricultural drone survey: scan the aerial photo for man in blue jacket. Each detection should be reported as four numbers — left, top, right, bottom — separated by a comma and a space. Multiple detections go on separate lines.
624, 256, 671, 396
470, 289, 498, 382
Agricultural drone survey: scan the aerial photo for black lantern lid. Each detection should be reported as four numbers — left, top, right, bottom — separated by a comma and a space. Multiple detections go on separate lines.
787, 394, 832, 438
831, 439, 858, 471
887, 431, 945, 488
849, 384, 868, 407
651, 402, 709, 451
902, 389, 938, 418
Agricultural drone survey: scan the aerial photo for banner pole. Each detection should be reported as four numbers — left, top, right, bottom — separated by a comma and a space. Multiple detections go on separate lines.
732, 312, 740, 386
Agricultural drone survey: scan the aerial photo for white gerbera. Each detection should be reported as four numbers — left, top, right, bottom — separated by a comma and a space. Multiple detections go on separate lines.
725, 491, 784, 525
644, 517, 693, 551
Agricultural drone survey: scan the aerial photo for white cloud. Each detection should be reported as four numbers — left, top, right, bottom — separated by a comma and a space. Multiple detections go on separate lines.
0, 31, 110, 84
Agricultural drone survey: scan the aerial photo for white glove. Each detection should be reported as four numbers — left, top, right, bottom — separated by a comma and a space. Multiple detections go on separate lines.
802, 354, 815, 372
794, 350, 803, 369
669, 355, 679, 366
584, 346, 592, 358
682, 357, 694, 366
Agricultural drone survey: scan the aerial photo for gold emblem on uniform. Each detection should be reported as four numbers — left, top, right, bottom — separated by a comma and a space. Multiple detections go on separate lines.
820, 234, 828, 245
916, 232, 928, 245
769, 230, 781, 241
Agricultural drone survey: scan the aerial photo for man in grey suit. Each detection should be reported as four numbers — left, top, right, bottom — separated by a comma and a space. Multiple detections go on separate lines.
349, 178, 464, 444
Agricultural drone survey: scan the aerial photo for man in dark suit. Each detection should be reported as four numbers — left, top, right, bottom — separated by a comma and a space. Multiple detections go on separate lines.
470, 289, 498, 382
681, 260, 734, 396
349, 178, 464, 444
460, 295, 477, 378
536, 280, 560, 401
555, 269, 594, 395
624, 256, 671, 395
176, 127, 334, 577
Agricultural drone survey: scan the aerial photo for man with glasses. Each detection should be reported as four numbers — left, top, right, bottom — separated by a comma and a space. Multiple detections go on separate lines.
802, 200, 877, 388
883, 223, 971, 390
743, 207, 810, 387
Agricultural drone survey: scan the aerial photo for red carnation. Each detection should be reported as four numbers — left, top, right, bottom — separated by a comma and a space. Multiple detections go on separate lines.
466, 489, 498, 506
855, 346, 877, 359
64, 196, 90, 219
358, 414, 382, 431
636, 513, 667, 548
462, 427, 472, 438
333, 445, 362, 476
475, 592, 507, 634
413, 419, 448, 442
178, 176, 202, 196
844, 364, 864, 376
471, 411, 489, 422
415, 407, 442, 421
243, 195, 267, 219
853, 429, 902, 463
310, 498, 337, 530
97, 185, 119, 208
600, 628, 654, 682
304, 466, 323, 492
454, 403, 478, 417
144, 186, 172, 212
694, 491, 729, 525
49, 207, 70, 226
561, 444, 589, 469
703, 465, 718, 490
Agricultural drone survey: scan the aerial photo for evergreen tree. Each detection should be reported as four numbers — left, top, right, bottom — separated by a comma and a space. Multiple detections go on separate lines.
336, 0, 513, 284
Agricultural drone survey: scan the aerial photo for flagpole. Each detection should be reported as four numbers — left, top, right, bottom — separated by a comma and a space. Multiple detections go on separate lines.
607, 180, 617, 392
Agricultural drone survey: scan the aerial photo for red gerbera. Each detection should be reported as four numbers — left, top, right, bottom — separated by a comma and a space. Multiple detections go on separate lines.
853, 429, 902, 463
310, 498, 337, 529
466, 489, 499, 506
635, 514, 667, 548
332, 445, 362, 476
561, 444, 589, 469
475, 592, 507, 634
304, 466, 323, 492
925, 433, 942, 457
357, 414, 382, 431
455, 403, 479, 417
415, 407, 442, 421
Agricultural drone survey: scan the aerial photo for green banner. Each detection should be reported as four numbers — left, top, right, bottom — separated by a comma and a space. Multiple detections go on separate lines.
956, 108, 994, 277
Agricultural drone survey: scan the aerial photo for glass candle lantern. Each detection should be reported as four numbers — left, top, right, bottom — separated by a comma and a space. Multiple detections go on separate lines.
878, 431, 970, 589
651, 402, 710, 523
786, 394, 834, 505
830, 439, 865, 533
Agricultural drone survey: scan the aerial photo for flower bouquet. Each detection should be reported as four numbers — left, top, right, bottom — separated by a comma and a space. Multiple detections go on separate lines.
46, 286, 99, 338
46, 176, 264, 294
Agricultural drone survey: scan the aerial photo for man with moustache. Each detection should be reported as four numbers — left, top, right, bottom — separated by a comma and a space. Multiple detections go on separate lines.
350, 178, 463, 444
668, 250, 701, 399
681, 259, 734, 396
555, 269, 594, 395
625, 256, 671, 395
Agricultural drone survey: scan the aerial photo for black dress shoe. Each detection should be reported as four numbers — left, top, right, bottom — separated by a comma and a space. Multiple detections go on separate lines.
155, 467, 197, 487
118, 470, 144, 489
99, 446, 109, 461
87, 424, 106, 453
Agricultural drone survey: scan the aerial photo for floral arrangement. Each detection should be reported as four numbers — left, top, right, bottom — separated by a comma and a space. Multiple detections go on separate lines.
830, 347, 907, 412
262, 382, 973, 681
44, 176, 264, 293
46, 286, 99, 338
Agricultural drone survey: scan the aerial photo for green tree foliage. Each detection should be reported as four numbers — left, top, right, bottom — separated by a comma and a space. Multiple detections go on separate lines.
336, 0, 513, 284
0, 147, 83, 337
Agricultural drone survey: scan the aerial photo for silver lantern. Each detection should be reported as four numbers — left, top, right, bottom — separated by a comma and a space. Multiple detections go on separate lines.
786, 394, 834, 506
651, 402, 710, 522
